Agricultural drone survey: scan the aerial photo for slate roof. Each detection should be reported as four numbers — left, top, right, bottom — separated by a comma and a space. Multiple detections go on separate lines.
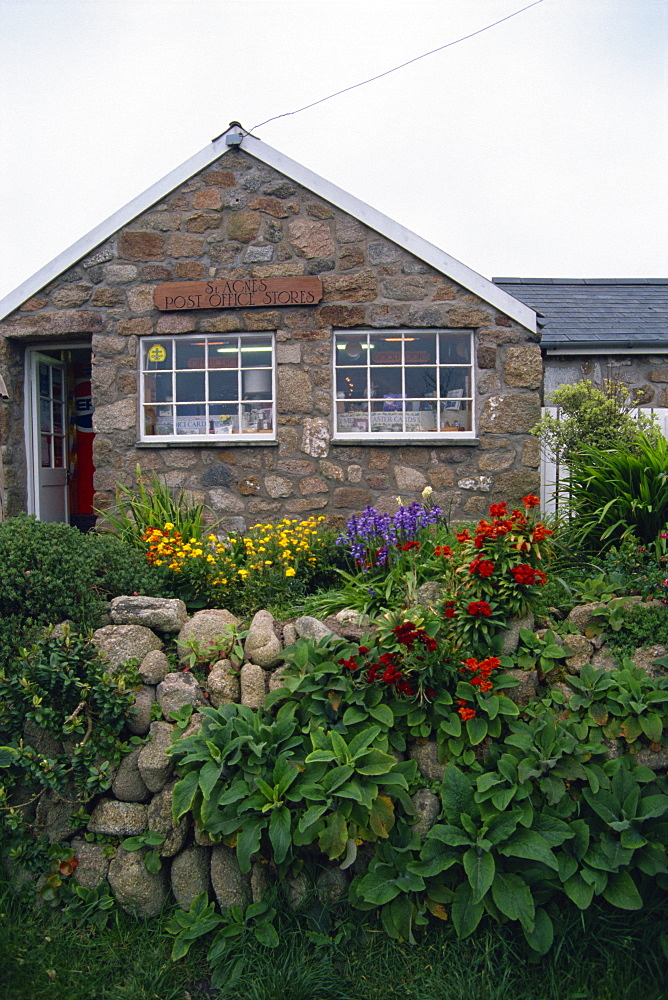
492, 278, 668, 350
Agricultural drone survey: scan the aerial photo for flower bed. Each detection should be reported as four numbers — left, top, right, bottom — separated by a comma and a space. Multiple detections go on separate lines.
1, 495, 667, 978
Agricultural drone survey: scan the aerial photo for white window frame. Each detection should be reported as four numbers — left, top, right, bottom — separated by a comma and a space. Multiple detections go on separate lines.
331, 328, 475, 442
139, 333, 276, 444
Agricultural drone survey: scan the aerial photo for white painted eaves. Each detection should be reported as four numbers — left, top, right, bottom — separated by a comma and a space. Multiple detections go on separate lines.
0, 128, 537, 332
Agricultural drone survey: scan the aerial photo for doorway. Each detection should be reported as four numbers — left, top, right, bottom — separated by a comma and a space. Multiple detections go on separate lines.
25, 345, 95, 527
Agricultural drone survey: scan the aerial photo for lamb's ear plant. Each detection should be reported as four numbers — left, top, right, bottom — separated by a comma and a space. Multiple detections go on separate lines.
503, 628, 568, 675
169, 700, 415, 875
567, 661, 668, 745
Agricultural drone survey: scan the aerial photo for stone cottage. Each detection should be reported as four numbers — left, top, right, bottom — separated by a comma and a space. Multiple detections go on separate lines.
0, 123, 541, 530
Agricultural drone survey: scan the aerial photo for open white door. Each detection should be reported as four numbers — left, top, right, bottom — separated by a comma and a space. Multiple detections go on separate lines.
27, 352, 69, 522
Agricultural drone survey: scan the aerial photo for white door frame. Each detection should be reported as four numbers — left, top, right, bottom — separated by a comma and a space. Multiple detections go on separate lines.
24, 343, 84, 521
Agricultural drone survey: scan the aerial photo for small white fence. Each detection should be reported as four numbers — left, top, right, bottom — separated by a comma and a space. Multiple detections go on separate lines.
539, 406, 668, 515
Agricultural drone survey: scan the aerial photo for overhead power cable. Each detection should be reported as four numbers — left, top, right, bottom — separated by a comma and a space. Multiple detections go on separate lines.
250, 0, 547, 132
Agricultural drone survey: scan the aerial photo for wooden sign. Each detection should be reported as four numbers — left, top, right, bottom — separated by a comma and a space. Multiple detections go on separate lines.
154, 277, 323, 311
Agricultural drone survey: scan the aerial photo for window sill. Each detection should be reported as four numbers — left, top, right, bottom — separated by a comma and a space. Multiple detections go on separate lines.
136, 439, 278, 448
331, 437, 480, 447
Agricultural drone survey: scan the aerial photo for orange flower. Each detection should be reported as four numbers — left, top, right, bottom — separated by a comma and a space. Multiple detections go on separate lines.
522, 494, 541, 508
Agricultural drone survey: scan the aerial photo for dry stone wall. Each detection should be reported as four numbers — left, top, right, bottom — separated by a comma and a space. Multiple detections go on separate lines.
0, 149, 541, 527
9, 593, 668, 917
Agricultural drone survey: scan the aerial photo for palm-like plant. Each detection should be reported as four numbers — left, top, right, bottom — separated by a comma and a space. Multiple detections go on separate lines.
559, 432, 668, 549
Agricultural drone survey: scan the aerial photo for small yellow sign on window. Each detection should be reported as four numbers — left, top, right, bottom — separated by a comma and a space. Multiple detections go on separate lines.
147, 344, 166, 363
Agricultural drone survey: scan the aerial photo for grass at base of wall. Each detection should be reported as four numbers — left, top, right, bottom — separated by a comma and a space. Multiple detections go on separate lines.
1, 880, 666, 1000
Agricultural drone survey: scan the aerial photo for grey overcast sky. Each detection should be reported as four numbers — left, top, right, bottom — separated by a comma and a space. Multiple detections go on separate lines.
0, 0, 666, 303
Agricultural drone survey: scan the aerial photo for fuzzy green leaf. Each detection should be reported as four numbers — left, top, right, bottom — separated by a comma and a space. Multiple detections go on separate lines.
268, 805, 292, 864
563, 873, 595, 910
523, 907, 554, 955
172, 769, 201, 822
451, 882, 484, 939
237, 816, 264, 874
491, 871, 535, 928
602, 870, 643, 910
440, 764, 475, 825
463, 848, 495, 904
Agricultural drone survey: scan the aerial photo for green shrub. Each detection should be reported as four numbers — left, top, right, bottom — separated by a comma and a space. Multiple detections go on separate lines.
0, 515, 165, 654
605, 601, 668, 658
533, 378, 660, 465
0, 627, 140, 872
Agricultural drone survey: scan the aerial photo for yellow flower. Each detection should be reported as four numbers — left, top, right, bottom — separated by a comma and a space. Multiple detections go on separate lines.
206, 554, 215, 564
285, 567, 296, 577
264, 560, 273, 566
163, 522, 174, 531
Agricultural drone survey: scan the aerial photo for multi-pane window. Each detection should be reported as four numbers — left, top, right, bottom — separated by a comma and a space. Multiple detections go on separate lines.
333, 330, 474, 438
140, 334, 275, 441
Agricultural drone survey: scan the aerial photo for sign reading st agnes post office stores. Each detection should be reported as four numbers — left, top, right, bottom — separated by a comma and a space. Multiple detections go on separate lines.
154, 277, 323, 311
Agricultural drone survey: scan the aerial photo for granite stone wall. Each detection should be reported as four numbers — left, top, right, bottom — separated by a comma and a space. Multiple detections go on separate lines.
0, 149, 541, 527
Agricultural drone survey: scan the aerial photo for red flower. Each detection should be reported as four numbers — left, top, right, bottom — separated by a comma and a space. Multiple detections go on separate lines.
457, 705, 476, 722
532, 524, 553, 541
434, 544, 453, 558
358, 646, 370, 655
456, 529, 471, 543
510, 564, 536, 585
522, 494, 541, 508
535, 569, 547, 585
337, 656, 359, 671
489, 502, 508, 517
398, 540, 421, 552
477, 559, 495, 578
444, 607, 456, 618
468, 600, 492, 617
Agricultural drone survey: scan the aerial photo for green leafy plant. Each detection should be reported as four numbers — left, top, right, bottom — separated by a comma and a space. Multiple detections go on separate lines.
0, 627, 140, 869
533, 378, 660, 465
0, 514, 164, 656
559, 433, 668, 550
168, 701, 415, 874
121, 830, 166, 873
62, 881, 118, 930
566, 661, 668, 744
605, 600, 668, 657
99, 463, 209, 547
503, 628, 568, 675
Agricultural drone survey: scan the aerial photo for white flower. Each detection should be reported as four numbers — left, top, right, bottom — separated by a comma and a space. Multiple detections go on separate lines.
422, 486, 433, 500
